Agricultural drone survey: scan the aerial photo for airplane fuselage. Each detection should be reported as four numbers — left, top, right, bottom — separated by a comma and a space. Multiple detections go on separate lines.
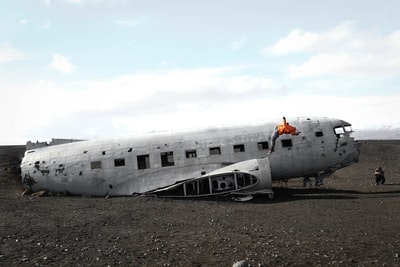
20, 117, 360, 197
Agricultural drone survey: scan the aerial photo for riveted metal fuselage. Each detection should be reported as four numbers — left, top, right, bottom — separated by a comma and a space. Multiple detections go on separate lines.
20, 117, 360, 196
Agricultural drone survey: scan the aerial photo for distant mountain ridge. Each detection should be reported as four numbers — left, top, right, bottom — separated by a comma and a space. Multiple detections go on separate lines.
354, 127, 400, 140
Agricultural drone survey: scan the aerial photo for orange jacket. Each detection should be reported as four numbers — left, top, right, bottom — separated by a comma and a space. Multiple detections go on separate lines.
276, 117, 297, 135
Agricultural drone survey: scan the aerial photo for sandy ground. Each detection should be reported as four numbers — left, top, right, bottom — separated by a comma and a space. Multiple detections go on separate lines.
1, 140, 400, 266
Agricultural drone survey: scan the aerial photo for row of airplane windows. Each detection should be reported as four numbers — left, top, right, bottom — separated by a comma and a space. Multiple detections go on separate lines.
90, 141, 271, 171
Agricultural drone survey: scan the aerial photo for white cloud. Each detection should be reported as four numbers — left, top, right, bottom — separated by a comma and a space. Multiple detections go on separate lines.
76, 68, 279, 109
3, 68, 285, 143
266, 21, 356, 55
2, 66, 399, 144
265, 22, 400, 78
288, 53, 357, 78
48, 54, 75, 74
230, 37, 246, 51
278, 95, 400, 131
0, 44, 26, 62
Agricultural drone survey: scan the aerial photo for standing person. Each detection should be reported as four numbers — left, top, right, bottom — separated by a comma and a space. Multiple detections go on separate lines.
374, 166, 385, 185
269, 117, 300, 153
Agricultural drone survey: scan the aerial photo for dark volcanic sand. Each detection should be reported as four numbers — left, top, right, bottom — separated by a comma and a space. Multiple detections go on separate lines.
1, 140, 399, 266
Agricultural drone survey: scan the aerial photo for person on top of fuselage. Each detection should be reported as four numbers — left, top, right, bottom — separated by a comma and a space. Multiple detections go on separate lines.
269, 116, 300, 153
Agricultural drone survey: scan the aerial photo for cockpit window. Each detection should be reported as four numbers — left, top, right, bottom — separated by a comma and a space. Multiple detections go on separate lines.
344, 126, 353, 132
334, 127, 345, 135
334, 126, 353, 137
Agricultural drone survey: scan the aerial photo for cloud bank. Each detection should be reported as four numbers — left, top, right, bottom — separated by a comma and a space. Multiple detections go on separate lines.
0, 44, 26, 62
265, 22, 400, 78
49, 54, 75, 74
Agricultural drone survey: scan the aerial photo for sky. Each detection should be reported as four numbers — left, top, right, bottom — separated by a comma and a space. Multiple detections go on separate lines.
1, 0, 400, 144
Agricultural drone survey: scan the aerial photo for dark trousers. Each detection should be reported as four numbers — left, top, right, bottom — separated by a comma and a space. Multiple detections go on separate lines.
375, 174, 385, 185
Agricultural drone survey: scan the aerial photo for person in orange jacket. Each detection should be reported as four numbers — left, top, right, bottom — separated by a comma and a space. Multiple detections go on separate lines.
269, 117, 300, 153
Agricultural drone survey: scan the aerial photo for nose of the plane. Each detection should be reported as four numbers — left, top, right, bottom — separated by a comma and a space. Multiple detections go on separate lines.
353, 140, 362, 163
347, 140, 361, 164
341, 139, 361, 167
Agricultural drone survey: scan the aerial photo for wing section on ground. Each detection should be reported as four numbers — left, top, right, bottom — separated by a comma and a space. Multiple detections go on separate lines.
146, 158, 272, 198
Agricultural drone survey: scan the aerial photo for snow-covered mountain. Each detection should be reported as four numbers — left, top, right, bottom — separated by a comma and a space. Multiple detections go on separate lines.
354, 126, 400, 140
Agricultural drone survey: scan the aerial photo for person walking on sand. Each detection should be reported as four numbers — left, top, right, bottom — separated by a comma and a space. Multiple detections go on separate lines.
374, 166, 385, 185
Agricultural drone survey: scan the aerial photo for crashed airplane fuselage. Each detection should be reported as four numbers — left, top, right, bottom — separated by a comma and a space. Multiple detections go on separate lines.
20, 117, 360, 198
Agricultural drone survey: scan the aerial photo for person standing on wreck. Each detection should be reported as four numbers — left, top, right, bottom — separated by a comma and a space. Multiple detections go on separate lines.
269, 117, 300, 154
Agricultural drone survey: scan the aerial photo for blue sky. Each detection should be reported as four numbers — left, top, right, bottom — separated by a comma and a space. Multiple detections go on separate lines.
1, 0, 399, 144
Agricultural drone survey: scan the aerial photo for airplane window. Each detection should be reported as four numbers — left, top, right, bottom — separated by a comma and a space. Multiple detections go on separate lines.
137, 155, 150, 169
315, 131, 324, 137
186, 150, 197, 158
257, 141, 269, 150
114, 158, 125, 167
334, 127, 344, 134
161, 151, 174, 167
209, 147, 221, 155
91, 161, 102, 169
344, 126, 353, 132
334, 127, 345, 136
281, 139, 293, 147
233, 144, 245, 152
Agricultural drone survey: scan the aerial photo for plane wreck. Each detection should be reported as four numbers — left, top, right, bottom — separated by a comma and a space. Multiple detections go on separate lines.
20, 117, 360, 199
